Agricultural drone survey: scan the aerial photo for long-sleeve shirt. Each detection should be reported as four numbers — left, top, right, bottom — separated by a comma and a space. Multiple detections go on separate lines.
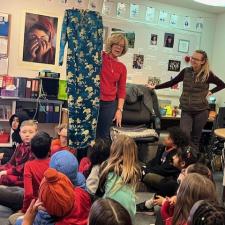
0, 143, 33, 176
145, 145, 180, 178
156, 68, 225, 94
100, 51, 127, 101
22, 158, 50, 212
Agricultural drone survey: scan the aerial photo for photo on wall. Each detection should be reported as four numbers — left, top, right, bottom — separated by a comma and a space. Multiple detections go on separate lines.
22, 12, 58, 65
164, 33, 174, 48
168, 60, 181, 72
133, 54, 144, 69
178, 39, 190, 53
150, 34, 158, 45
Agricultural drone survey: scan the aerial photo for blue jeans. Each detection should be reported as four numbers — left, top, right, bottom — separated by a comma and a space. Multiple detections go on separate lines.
0, 205, 13, 225
96, 100, 116, 139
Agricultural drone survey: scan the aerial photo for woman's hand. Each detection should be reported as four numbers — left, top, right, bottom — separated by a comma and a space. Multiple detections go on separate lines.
36, 40, 51, 62
29, 39, 40, 60
113, 109, 122, 127
146, 83, 156, 89
22, 199, 43, 225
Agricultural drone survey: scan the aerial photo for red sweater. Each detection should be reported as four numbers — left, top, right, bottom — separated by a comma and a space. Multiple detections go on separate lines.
100, 51, 127, 101
0, 143, 34, 187
22, 158, 50, 212
56, 187, 91, 225
51, 139, 76, 156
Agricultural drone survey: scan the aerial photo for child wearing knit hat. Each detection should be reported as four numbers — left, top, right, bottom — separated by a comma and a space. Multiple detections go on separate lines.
19, 168, 91, 225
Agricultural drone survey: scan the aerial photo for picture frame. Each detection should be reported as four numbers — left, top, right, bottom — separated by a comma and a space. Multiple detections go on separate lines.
19, 11, 61, 70
168, 60, 181, 72
178, 39, 190, 53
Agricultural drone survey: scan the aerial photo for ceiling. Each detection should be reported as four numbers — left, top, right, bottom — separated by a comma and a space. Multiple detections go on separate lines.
150, 0, 225, 14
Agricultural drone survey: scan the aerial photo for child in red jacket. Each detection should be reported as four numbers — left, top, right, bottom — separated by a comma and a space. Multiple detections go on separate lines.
51, 123, 76, 156
0, 120, 37, 187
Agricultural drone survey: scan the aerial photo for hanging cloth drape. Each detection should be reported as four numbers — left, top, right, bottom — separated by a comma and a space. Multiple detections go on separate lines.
59, 9, 103, 148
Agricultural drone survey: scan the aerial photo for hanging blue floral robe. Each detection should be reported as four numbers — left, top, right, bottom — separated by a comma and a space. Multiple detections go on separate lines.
59, 9, 103, 148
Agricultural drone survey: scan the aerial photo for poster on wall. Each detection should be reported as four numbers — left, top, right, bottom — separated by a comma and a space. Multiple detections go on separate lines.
164, 33, 174, 48
22, 12, 58, 65
178, 39, 190, 53
0, 13, 9, 75
133, 54, 144, 69
117, 2, 127, 17
111, 28, 135, 48
158, 10, 168, 25
184, 16, 191, 29
148, 76, 161, 85
170, 14, 178, 26
88, 0, 104, 12
196, 17, 204, 32
130, 4, 139, 18
102, 0, 115, 16
145, 7, 155, 22
150, 34, 157, 45
168, 60, 181, 72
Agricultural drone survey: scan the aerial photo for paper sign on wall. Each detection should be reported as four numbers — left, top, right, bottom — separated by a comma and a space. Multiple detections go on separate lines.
145, 7, 155, 22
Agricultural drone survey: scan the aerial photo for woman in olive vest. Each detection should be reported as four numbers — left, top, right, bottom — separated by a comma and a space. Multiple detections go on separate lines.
147, 50, 225, 151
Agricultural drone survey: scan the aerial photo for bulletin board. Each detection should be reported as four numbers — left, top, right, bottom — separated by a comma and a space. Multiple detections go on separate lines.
103, 16, 201, 97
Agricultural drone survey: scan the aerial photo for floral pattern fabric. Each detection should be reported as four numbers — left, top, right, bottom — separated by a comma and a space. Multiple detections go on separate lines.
59, 9, 103, 148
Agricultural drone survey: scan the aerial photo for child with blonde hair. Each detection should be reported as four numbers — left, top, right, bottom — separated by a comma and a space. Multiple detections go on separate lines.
51, 123, 76, 155
98, 135, 141, 220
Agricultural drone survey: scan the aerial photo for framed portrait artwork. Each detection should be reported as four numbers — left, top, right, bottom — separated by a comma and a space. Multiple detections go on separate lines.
178, 39, 190, 53
19, 11, 60, 69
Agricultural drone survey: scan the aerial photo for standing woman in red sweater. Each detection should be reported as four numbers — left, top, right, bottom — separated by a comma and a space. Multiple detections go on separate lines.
96, 34, 128, 139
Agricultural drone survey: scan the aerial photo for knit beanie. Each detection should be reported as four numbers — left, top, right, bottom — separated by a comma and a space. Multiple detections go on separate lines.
39, 168, 74, 218
50, 150, 86, 189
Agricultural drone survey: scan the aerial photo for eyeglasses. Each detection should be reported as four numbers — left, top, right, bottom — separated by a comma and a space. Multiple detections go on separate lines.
191, 57, 203, 62
113, 43, 125, 48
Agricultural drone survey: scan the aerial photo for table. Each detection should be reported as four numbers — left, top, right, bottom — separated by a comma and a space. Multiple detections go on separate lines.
214, 128, 225, 202
161, 116, 214, 131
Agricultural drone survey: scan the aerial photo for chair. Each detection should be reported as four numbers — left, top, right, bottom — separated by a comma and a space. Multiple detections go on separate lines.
113, 84, 161, 162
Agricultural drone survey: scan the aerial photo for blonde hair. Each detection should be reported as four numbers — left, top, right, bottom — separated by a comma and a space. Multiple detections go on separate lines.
105, 33, 128, 56
55, 123, 67, 136
99, 135, 141, 190
195, 50, 210, 82
172, 173, 218, 225
20, 120, 38, 130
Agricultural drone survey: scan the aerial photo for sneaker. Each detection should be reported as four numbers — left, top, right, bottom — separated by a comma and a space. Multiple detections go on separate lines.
136, 202, 155, 216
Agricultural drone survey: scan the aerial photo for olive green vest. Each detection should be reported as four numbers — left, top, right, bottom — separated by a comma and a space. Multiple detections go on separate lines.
180, 67, 209, 111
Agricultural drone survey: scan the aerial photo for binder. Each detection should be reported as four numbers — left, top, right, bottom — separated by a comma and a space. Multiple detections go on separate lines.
25, 79, 32, 98
31, 79, 36, 98
17, 77, 27, 98
38, 103, 46, 123
53, 104, 60, 123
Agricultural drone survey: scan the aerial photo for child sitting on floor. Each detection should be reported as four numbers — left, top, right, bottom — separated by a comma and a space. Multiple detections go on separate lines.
50, 123, 76, 156
85, 138, 111, 195
21, 168, 91, 225
98, 134, 141, 221
8, 132, 51, 225
88, 198, 132, 225
143, 127, 189, 191
0, 120, 37, 187
162, 173, 218, 225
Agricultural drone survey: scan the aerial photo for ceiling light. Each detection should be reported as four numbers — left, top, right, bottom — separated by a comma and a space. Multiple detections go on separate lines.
194, 0, 225, 6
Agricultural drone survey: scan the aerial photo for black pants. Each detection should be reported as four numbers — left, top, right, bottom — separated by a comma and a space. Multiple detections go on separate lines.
96, 100, 116, 139
180, 110, 209, 151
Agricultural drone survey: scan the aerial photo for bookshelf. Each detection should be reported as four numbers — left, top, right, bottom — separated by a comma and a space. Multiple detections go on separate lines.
0, 97, 63, 147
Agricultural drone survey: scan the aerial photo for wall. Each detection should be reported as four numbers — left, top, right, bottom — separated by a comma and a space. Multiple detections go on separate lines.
0, 0, 218, 107
212, 13, 225, 107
